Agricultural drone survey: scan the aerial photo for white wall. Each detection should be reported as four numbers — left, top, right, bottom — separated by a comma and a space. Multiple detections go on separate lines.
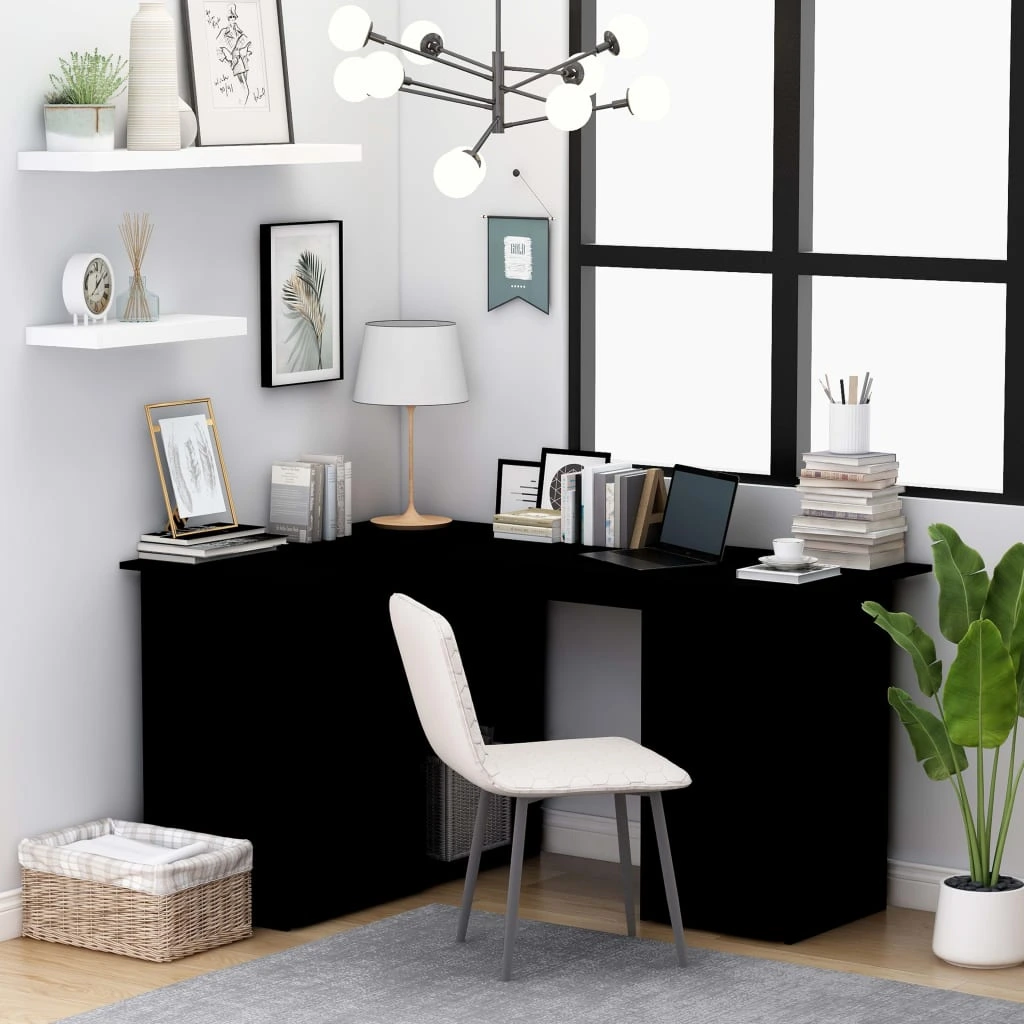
0, 0, 401, 903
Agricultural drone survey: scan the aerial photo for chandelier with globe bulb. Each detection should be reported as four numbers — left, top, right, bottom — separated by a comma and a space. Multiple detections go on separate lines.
328, 2, 670, 198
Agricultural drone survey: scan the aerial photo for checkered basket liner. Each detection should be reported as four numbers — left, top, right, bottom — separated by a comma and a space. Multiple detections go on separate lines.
19, 818, 252, 961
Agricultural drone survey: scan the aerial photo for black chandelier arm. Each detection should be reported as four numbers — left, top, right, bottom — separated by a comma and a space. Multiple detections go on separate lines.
398, 86, 494, 112
594, 98, 630, 112
369, 31, 495, 82
469, 117, 501, 157
506, 39, 614, 92
403, 76, 495, 107
501, 114, 550, 129
436, 46, 493, 72
500, 84, 548, 103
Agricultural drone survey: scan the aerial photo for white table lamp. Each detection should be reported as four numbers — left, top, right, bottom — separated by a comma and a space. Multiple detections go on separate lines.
353, 319, 468, 529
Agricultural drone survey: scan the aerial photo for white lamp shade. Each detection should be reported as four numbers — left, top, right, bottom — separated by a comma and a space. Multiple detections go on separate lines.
606, 13, 648, 59
354, 320, 468, 406
574, 53, 605, 95
545, 83, 593, 131
363, 51, 405, 98
328, 5, 372, 51
433, 147, 486, 198
401, 20, 443, 65
627, 75, 671, 121
333, 57, 368, 102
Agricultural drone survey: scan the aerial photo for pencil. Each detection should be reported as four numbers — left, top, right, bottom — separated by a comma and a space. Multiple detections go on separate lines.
839, 378, 846, 404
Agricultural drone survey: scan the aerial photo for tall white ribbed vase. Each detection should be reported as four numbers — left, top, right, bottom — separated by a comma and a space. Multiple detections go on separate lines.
126, 2, 180, 151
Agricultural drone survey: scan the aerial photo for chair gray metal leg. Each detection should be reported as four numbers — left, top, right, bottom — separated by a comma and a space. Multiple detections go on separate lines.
613, 793, 636, 937
501, 796, 531, 981
649, 791, 687, 966
457, 788, 491, 942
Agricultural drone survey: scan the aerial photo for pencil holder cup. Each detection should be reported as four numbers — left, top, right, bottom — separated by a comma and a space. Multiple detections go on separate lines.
829, 404, 871, 454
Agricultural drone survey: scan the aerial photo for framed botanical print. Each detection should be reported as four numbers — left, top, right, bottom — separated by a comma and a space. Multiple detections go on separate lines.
183, 0, 294, 146
144, 397, 239, 537
260, 220, 343, 387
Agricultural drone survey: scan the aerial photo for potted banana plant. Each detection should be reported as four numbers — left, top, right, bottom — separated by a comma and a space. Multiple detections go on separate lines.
862, 523, 1024, 968
44, 49, 128, 152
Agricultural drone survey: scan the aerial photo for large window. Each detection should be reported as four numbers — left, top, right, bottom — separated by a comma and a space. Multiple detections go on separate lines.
571, 0, 1023, 503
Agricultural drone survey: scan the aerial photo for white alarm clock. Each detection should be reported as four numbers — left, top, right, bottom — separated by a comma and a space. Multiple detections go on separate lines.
62, 253, 115, 324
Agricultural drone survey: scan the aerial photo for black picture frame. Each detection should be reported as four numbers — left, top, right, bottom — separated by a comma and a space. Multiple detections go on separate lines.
495, 458, 541, 514
538, 447, 611, 511
260, 220, 343, 388
182, 0, 294, 146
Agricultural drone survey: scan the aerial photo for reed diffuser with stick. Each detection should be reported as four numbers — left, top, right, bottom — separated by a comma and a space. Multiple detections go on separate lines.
116, 212, 160, 322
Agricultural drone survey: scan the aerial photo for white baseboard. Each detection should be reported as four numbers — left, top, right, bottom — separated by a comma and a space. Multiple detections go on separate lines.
0, 846, 955, 946
0, 887, 22, 942
542, 810, 955, 914
886, 859, 960, 912
542, 807, 641, 866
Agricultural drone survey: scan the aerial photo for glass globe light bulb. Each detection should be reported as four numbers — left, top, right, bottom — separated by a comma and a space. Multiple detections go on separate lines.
627, 75, 671, 121
401, 20, 444, 65
333, 57, 368, 103
328, 5, 372, 52
363, 51, 405, 98
606, 13, 648, 59
433, 147, 487, 199
575, 54, 605, 95
545, 83, 593, 132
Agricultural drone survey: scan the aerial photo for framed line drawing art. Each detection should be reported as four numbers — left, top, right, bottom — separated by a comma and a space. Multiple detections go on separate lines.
183, 0, 294, 146
487, 215, 550, 314
495, 458, 540, 514
260, 220, 343, 387
144, 397, 239, 538
538, 447, 611, 511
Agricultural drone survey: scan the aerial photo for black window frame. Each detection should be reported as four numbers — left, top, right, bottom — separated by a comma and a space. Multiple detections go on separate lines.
569, 0, 1024, 504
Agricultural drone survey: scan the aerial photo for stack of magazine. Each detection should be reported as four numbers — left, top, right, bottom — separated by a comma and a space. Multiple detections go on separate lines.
136, 524, 290, 564
492, 507, 562, 543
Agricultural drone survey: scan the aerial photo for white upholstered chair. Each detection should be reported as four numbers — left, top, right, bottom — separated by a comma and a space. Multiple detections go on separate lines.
388, 592, 691, 981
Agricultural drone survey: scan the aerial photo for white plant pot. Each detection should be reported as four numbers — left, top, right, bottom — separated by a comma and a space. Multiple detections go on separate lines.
43, 105, 115, 151
932, 875, 1024, 968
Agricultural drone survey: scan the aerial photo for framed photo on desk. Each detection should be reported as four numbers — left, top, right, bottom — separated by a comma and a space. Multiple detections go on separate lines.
538, 447, 611, 511
495, 458, 540, 513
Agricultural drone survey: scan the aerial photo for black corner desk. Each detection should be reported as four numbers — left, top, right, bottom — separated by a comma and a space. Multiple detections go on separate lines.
121, 521, 930, 944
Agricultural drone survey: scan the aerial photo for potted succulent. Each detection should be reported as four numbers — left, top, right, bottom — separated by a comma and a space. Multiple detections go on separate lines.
44, 49, 128, 152
862, 522, 1024, 968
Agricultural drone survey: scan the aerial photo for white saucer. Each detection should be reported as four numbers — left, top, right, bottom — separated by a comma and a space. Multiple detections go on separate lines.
759, 555, 818, 570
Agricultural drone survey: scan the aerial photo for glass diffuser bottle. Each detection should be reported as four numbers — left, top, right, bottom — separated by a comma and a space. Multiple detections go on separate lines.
117, 211, 159, 323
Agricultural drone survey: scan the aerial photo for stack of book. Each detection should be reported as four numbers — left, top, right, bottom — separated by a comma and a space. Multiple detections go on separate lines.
791, 451, 906, 569
269, 453, 353, 544
136, 524, 289, 564
492, 507, 562, 543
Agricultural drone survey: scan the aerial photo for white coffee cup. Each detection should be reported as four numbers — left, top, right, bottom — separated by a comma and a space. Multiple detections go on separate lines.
773, 537, 805, 561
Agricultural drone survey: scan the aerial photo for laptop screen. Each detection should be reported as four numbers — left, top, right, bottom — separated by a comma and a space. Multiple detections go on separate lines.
657, 464, 739, 559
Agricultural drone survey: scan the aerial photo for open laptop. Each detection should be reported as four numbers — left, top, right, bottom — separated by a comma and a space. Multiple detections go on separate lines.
581, 463, 739, 570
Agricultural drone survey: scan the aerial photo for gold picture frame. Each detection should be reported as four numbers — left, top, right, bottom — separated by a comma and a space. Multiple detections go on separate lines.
144, 398, 239, 538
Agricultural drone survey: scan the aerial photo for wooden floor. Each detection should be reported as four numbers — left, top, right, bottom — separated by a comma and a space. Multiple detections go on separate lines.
3, 852, 1024, 1023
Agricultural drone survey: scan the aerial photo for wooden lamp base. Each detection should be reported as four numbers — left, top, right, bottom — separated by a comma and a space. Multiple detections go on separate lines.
370, 509, 452, 530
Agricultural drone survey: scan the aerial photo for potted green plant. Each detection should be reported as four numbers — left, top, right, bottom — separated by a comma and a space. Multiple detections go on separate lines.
862, 522, 1024, 968
44, 49, 128, 152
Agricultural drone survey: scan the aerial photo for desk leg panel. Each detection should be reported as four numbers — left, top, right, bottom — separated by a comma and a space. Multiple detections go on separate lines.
639, 581, 896, 944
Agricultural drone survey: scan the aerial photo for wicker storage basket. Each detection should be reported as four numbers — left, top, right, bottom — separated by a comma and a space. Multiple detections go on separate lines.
425, 755, 512, 862
19, 818, 252, 962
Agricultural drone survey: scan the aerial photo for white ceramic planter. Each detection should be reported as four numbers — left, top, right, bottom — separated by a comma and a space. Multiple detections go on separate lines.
43, 105, 115, 151
932, 875, 1024, 968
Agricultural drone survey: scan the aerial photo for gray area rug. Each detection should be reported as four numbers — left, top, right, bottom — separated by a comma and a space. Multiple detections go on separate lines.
58, 903, 1023, 1023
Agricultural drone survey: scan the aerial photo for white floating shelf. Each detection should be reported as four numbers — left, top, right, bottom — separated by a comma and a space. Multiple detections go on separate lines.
26, 313, 247, 349
17, 143, 362, 172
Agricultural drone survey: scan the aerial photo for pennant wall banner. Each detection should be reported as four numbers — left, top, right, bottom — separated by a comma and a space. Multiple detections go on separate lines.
487, 215, 550, 314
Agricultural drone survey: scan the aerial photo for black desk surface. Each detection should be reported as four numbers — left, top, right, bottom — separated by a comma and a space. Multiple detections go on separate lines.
121, 520, 932, 606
